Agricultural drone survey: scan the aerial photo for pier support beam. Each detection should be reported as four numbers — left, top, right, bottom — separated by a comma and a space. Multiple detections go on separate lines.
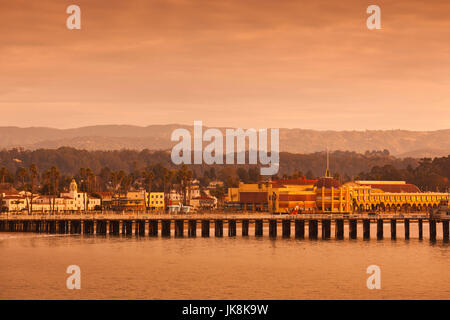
309, 220, 318, 240
214, 220, 223, 237
282, 220, 291, 238
390, 219, 397, 240
175, 220, 184, 237
123, 220, 132, 236
56, 221, 62, 234
161, 220, 171, 237
149, 220, 158, 236
429, 220, 436, 242
404, 219, 410, 240
269, 219, 277, 238
321, 219, 330, 240
363, 219, 370, 240
335, 219, 344, 240
70, 220, 80, 234
48, 221, 57, 234
295, 220, 305, 239
443, 220, 449, 242
418, 219, 423, 240
96, 220, 107, 235
201, 220, 210, 237
109, 221, 119, 235
255, 219, 263, 237
188, 220, 197, 237
349, 219, 357, 239
377, 219, 383, 240
228, 220, 236, 237
83, 220, 94, 235
242, 219, 249, 236
137, 220, 145, 236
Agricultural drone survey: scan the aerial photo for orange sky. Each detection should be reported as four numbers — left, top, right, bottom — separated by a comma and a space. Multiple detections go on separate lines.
0, 0, 449, 130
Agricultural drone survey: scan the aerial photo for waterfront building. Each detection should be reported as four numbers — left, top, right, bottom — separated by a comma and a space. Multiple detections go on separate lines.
60, 179, 101, 212
147, 192, 165, 211
227, 177, 449, 214
190, 196, 217, 210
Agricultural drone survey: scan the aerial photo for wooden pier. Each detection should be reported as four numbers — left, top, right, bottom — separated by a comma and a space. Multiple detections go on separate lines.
0, 213, 448, 242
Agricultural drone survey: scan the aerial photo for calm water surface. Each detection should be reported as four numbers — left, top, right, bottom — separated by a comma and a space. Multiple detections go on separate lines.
1, 223, 449, 300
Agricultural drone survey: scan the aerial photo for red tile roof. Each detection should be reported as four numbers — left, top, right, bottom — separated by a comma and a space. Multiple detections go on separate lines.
367, 184, 421, 193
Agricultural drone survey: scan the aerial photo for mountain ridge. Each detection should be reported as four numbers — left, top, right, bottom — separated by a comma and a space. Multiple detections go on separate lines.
1, 125, 449, 158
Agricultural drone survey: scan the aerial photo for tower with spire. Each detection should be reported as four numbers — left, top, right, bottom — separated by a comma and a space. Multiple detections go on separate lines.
325, 148, 331, 178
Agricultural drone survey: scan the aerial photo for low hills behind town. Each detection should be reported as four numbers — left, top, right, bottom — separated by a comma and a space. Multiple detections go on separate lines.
0, 125, 449, 158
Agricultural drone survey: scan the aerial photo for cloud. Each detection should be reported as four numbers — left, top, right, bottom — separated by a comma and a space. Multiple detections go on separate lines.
0, 0, 449, 130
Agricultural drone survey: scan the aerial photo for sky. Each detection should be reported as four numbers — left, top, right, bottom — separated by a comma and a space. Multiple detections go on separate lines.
0, 0, 449, 130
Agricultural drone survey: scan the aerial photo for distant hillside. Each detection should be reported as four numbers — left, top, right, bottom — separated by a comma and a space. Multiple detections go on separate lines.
0, 125, 449, 158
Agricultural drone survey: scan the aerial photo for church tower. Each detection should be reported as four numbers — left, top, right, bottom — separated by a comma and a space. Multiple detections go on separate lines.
69, 179, 78, 196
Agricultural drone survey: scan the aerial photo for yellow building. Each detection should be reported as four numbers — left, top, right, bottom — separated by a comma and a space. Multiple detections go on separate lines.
347, 181, 449, 213
227, 178, 317, 213
147, 192, 165, 211
227, 177, 449, 214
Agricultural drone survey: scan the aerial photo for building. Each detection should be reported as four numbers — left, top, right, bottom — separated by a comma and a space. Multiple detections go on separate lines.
147, 192, 165, 211
190, 196, 217, 210
227, 176, 449, 214
60, 179, 101, 212
1, 179, 100, 214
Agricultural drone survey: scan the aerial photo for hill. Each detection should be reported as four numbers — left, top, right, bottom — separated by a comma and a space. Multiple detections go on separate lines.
0, 125, 449, 158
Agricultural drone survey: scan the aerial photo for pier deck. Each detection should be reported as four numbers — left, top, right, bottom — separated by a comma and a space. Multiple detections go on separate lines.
0, 212, 448, 242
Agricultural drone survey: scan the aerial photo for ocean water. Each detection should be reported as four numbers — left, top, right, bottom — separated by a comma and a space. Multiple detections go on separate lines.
0, 222, 449, 300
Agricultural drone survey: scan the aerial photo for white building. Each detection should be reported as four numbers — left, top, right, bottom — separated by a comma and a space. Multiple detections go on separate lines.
60, 179, 100, 211
1, 179, 100, 213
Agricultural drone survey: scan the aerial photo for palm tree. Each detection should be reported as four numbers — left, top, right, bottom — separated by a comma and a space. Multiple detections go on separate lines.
176, 165, 192, 206
0, 166, 7, 184
15, 167, 28, 190
29, 164, 38, 215
142, 167, 154, 209
49, 166, 59, 214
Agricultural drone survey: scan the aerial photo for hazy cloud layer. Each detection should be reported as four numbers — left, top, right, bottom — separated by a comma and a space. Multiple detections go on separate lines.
1, 0, 449, 129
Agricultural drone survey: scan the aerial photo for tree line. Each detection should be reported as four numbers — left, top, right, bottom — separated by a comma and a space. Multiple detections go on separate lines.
0, 148, 448, 195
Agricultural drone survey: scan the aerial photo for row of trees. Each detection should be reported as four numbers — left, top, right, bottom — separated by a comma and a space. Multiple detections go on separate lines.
1, 149, 449, 198
0, 147, 419, 179
356, 157, 450, 191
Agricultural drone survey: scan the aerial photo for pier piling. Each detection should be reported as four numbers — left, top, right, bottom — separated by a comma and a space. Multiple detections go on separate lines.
282, 220, 291, 238
161, 219, 171, 237
404, 219, 410, 240
335, 219, 344, 240
418, 219, 423, 240
377, 219, 383, 240
109, 221, 119, 235
363, 219, 370, 240
390, 219, 397, 240
201, 220, 210, 237
149, 220, 158, 236
188, 220, 197, 237
255, 219, 263, 237
269, 219, 277, 238
242, 219, 249, 236
429, 220, 437, 241
321, 219, 330, 239
175, 220, 184, 237
295, 220, 305, 239
214, 220, 223, 237
228, 219, 236, 237
443, 221, 449, 242
309, 220, 318, 240
349, 219, 357, 239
